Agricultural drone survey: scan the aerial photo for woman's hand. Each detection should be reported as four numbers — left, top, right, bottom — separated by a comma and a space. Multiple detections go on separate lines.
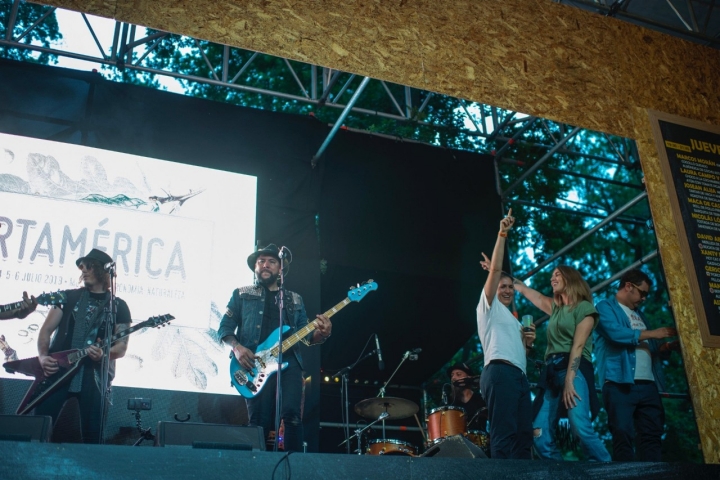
563, 372, 582, 409
479, 252, 490, 271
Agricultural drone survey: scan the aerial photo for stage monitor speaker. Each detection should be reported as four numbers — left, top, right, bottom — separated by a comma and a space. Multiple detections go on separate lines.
421, 435, 488, 459
0, 415, 53, 442
155, 421, 265, 451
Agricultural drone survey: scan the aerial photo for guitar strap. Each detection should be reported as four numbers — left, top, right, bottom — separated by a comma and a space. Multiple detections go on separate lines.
72, 290, 112, 345
67, 289, 112, 393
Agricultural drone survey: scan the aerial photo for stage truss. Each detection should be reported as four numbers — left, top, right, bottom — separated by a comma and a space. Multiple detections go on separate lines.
1, 0, 682, 290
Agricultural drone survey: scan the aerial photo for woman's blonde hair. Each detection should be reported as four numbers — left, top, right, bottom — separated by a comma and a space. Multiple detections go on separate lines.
553, 265, 592, 309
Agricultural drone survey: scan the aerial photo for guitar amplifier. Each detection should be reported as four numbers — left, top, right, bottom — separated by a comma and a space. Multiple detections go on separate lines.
0, 415, 53, 442
155, 421, 265, 451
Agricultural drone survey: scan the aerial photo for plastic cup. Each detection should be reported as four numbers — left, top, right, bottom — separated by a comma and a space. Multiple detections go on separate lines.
521, 315, 533, 332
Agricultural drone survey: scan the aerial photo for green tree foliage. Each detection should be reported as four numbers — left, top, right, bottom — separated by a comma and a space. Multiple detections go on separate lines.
0, 0, 60, 64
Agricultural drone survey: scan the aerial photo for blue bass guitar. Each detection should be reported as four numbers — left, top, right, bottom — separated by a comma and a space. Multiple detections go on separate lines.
229, 280, 378, 398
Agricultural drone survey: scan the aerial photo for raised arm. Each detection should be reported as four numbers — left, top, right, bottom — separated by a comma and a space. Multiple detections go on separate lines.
481, 209, 515, 306
513, 279, 553, 315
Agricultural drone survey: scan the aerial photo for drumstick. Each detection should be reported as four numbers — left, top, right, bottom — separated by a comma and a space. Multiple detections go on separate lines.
413, 413, 428, 443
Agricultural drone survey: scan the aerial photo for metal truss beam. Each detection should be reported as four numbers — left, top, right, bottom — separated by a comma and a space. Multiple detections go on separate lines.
517, 191, 649, 280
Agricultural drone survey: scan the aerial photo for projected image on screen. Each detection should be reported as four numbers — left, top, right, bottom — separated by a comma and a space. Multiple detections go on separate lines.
0, 132, 257, 395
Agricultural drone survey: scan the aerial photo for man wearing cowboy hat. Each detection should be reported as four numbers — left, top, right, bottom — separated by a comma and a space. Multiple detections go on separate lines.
35, 248, 132, 443
218, 244, 332, 452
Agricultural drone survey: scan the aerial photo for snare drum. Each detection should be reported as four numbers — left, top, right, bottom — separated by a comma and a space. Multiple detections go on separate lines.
366, 439, 417, 456
466, 430, 491, 456
426, 406, 467, 445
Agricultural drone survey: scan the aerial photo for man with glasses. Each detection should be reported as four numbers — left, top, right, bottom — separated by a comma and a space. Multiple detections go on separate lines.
594, 269, 678, 461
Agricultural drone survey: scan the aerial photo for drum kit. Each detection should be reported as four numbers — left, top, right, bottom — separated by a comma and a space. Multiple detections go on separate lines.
336, 346, 490, 457
350, 396, 490, 457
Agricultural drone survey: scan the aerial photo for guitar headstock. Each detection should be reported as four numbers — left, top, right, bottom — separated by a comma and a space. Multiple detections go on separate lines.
36, 291, 67, 307
141, 314, 174, 329
348, 280, 378, 302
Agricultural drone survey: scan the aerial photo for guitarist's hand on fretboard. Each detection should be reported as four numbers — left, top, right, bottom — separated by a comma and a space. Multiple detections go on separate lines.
86, 341, 104, 362
39, 355, 59, 377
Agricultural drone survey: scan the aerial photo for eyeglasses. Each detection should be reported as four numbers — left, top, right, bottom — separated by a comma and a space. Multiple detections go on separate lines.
629, 283, 649, 299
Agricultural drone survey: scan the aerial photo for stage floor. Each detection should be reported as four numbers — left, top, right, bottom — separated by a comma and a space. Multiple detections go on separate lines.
2, 441, 719, 480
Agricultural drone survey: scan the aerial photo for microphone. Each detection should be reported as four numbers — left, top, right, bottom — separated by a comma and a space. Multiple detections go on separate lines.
104, 261, 116, 271
441, 384, 448, 405
375, 334, 385, 371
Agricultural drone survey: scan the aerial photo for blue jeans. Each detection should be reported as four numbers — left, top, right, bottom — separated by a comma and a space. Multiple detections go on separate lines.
533, 369, 611, 461
480, 361, 533, 459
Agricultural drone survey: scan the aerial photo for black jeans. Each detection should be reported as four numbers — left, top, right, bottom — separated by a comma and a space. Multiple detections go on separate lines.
602, 381, 665, 461
247, 354, 304, 452
34, 365, 107, 444
480, 361, 533, 459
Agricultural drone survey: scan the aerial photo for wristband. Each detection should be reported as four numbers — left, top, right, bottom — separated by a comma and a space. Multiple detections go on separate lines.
498, 232, 507, 238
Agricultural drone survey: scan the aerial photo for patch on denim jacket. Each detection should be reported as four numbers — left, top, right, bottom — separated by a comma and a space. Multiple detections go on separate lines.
236, 285, 262, 297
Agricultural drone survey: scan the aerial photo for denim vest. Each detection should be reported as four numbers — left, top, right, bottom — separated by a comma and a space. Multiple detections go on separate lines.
217, 285, 309, 369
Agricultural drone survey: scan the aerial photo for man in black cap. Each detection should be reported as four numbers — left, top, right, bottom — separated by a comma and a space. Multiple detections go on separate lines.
218, 244, 332, 452
447, 363, 488, 433
35, 248, 132, 443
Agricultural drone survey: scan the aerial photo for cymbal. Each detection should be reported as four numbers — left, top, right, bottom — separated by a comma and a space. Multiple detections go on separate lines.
354, 397, 419, 420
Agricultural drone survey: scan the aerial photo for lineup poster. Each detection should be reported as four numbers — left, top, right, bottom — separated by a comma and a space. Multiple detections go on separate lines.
650, 111, 720, 347
0, 132, 258, 393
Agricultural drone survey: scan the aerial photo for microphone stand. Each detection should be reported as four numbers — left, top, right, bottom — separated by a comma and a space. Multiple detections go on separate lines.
273, 249, 287, 452
333, 348, 377, 454
376, 351, 412, 440
98, 264, 116, 445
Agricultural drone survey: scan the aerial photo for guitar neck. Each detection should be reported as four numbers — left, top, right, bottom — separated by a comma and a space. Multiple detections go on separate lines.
72, 319, 156, 362
276, 297, 351, 353
0, 300, 24, 313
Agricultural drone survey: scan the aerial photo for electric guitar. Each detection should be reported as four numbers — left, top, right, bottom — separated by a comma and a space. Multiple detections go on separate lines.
3, 313, 174, 415
0, 290, 68, 314
230, 280, 378, 398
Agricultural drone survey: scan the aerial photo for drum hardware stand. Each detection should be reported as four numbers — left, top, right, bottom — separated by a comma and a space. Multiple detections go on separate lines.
339, 412, 389, 455
334, 348, 378, 454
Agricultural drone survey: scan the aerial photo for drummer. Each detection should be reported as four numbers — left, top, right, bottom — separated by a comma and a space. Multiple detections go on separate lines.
447, 363, 488, 432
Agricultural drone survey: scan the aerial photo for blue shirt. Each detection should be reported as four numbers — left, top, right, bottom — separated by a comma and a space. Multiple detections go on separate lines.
594, 296, 665, 391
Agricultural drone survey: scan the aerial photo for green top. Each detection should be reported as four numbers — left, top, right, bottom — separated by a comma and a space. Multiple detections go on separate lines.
545, 300, 598, 361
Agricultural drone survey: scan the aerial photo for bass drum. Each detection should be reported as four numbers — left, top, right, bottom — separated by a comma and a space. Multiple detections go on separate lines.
366, 439, 417, 456
426, 406, 467, 446
467, 430, 491, 457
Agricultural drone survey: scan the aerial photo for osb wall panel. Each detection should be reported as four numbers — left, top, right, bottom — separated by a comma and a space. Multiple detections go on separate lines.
633, 109, 720, 462
31, 0, 720, 462
33, 0, 720, 137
